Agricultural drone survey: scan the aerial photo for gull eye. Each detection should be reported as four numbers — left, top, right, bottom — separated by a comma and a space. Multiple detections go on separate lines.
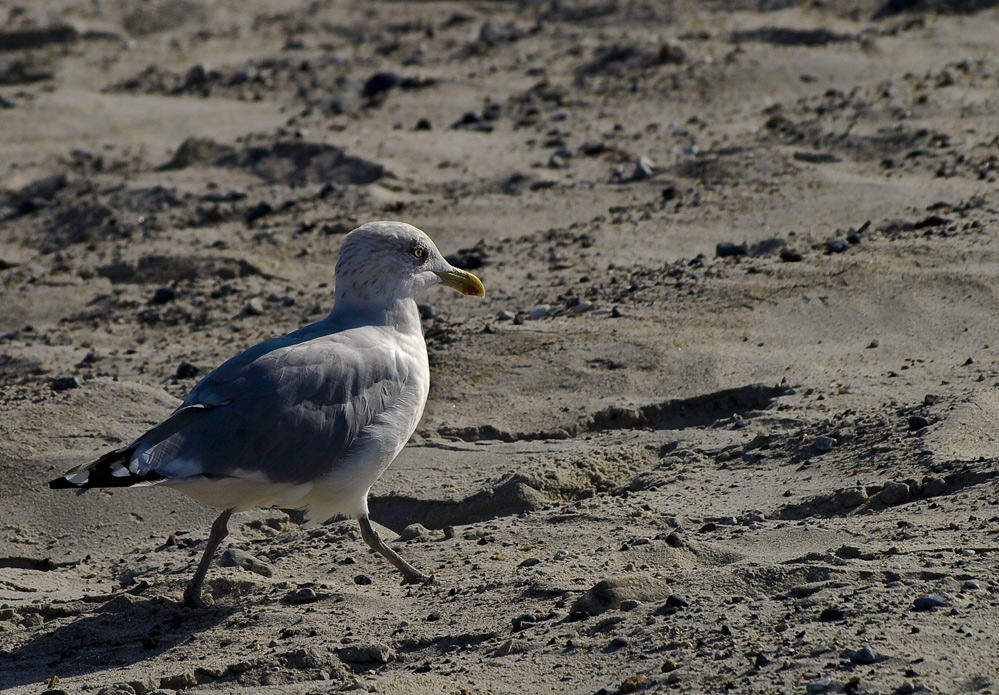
412, 246, 426, 261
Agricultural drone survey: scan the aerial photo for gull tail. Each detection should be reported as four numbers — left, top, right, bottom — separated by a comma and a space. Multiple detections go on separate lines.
49, 444, 166, 489
50, 404, 209, 491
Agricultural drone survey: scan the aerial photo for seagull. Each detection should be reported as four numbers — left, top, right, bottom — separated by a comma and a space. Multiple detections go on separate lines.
51, 221, 485, 606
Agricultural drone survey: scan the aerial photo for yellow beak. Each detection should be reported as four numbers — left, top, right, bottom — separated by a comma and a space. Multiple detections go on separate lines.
435, 268, 485, 297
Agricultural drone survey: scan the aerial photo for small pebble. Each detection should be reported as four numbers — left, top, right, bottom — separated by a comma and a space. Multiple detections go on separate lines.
716, 242, 748, 258
666, 594, 688, 609
175, 361, 199, 379
611, 306, 623, 318
553, 549, 569, 561
572, 300, 592, 313
150, 287, 176, 304
907, 415, 930, 431
661, 657, 677, 672
754, 652, 770, 668
806, 677, 833, 693
619, 599, 640, 611
218, 548, 273, 577
285, 587, 318, 604
396, 523, 426, 541
354, 574, 373, 585
819, 607, 845, 621
825, 239, 849, 254
665, 531, 684, 548
51, 376, 80, 391
632, 155, 656, 180
851, 646, 876, 664
497, 310, 515, 320
512, 614, 537, 631
528, 304, 550, 320
813, 435, 836, 452
913, 593, 948, 611
244, 297, 266, 316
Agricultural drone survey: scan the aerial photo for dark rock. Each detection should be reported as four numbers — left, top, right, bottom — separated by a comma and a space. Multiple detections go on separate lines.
215, 140, 386, 187
445, 245, 488, 270
793, 151, 842, 163
780, 248, 803, 262
666, 594, 688, 609
912, 593, 948, 611
0, 24, 78, 51
665, 531, 684, 547
175, 361, 199, 379
285, 587, 318, 604
414, 117, 432, 131
731, 27, 857, 46
353, 574, 372, 585
913, 214, 950, 229
907, 415, 930, 431
150, 287, 176, 304
716, 242, 748, 258
362, 71, 401, 102
819, 607, 845, 621
245, 201, 273, 223
825, 239, 849, 254
162, 136, 236, 170
452, 112, 494, 132
51, 376, 80, 391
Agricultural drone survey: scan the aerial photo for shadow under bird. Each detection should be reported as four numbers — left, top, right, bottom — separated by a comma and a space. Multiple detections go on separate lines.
50, 221, 485, 606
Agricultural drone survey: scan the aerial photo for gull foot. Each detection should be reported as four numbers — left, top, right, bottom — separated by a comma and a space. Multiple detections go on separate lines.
401, 571, 435, 586
182, 586, 208, 608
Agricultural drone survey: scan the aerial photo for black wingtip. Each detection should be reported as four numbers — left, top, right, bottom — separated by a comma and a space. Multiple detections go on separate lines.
49, 477, 80, 489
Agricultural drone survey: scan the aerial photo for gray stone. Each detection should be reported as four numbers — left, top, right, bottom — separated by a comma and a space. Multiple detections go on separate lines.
218, 548, 273, 577
159, 672, 197, 690
878, 481, 911, 506
835, 487, 867, 508
913, 593, 949, 611
528, 304, 550, 320
813, 436, 836, 452
850, 646, 876, 664
244, 297, 266, 316
339, 642, 395, 664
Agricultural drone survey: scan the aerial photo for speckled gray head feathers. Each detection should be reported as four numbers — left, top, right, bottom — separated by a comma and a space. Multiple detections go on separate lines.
334, 221, 483, 308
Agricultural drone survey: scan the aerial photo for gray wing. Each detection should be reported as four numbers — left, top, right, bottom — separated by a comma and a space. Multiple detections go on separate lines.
129, 324, 413, 485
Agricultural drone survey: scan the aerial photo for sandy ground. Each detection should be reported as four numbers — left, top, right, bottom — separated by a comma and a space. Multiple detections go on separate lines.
2, 1, 999, 693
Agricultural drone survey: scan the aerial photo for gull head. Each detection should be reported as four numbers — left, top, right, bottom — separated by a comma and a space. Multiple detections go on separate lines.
334, 221, 485, 309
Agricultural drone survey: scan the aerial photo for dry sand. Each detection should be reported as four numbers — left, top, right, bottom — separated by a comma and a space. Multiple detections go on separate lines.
2, 1, 999, 693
